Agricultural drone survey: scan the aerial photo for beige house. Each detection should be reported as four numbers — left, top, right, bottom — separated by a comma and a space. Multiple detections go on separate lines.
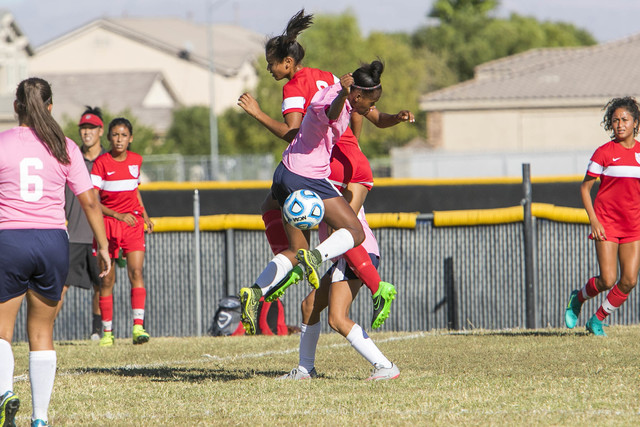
29, 17, 265, 115
419, 35, 640, 153
0, 10, 33, 131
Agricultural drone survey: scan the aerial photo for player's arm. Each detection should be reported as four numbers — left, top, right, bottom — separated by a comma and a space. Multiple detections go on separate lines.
237, 92, 302, 142
363, 106, 415, 128
580, 175, 605, 240
94, 188, 137, 227
76, 189, 111, 277
327, 74, 353, 121
137, 190, 154, 234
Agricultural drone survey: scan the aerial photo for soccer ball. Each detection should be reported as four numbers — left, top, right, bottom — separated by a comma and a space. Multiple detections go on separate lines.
283, 189, 325, 230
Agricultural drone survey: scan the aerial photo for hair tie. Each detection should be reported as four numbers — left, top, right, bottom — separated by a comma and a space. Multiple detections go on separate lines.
351, 83, 381, 90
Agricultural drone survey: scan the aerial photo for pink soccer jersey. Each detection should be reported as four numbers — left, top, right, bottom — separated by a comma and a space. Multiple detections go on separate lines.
91, 151, 144, 215
587, 139, 640, 236
0, 127, 92, 229
282, 82, 353, 179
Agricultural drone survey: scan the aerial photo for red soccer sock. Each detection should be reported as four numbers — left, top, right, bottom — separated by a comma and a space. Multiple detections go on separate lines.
131, 287, 147, 326
595, 284, 628, 321
578, 276, 600, 303
343, 244, 380, 295
262, 209, 289, 255
99, 295, 113, 332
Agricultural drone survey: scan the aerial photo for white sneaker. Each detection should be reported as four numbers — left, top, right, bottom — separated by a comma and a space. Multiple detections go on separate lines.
366, 363, 400, 381
276, 367, 317, 380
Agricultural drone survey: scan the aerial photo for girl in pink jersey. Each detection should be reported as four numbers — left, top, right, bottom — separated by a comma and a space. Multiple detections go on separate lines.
91, 118, 154, 347
565, 97, 640, 336
239, 59, 413, 335
238, 10, 413, 332
0, 78, 110, 427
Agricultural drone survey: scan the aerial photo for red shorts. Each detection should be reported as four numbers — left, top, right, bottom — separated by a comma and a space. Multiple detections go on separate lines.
589, 232, 640, 244
102, 215, 146, 258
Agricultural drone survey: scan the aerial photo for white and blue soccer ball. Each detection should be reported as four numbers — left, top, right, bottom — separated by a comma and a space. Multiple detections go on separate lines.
283, 189, 325, 230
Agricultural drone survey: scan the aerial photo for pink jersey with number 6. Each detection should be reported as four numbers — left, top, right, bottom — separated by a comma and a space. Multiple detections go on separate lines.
0, 126, 92, 229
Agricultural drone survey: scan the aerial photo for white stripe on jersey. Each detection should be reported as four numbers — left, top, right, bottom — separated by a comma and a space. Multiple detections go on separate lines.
329, 179, 347, 189
91, 174, 104, 189
601, 165, 640, 178
282, 96, 305, 113
102, 179, 139, 192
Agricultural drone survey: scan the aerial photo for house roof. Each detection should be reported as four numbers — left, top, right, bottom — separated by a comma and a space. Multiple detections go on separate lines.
35, 17, 265, 77
0, 10, 34, 55
420, 33, 640, 111
40, 71, 179, 132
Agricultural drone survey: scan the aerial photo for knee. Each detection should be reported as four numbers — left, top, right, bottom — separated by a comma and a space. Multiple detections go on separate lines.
618, 278, 637, 294
596, 275, 617, 291
349, 227, 365, 247
301, 297, 313, 319
128, 267, 144, 283
327, 311, 344, 333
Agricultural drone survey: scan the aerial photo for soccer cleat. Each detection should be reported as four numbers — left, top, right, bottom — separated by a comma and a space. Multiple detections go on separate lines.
99, 331, 114, 347
31, 420, 49, 427
296, 249, 322, 289
132, 325, 150, 345
239, 286, 262, 335
586, 314, 607, 337
264, 266, 304, 303
276, 367, 317, 380
366, 363, 400, 381
371, 282, 397, 329
565, 290, 583, 329
0, 391, 19, 427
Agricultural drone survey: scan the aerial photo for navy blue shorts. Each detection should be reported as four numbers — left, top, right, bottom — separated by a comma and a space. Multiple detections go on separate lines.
0, 229, 69, 302
271, 162, 342, 206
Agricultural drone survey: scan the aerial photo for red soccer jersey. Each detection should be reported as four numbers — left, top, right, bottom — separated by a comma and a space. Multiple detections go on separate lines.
328, 142, 374, 192
282, 67, 359, 147
91, 151, 144, 215
586, 140, 640, 236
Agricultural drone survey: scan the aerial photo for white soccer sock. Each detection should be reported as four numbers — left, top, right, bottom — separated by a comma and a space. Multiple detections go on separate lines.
314, 228, 355, 261
255, 253, 293, 295
298, 322, 321, 374
345, 324, 392, 368
0, 339, 14, 394
29, 350, 56, 422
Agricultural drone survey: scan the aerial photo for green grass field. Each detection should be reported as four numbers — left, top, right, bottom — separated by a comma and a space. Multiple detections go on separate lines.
9, 326, 640, 425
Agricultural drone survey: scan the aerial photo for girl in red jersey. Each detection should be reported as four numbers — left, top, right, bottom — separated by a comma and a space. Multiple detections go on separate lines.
0, 78, 110, 427
238, 9, 412, 330
91, 118, 154, 346
565, 97, 640, 336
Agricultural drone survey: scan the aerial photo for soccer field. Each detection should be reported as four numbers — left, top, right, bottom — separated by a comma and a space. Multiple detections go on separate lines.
10, 327, 640, 425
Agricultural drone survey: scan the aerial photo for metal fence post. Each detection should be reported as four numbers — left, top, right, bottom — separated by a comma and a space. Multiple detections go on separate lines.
522, 164, 536, 329
194, 190, 202, 336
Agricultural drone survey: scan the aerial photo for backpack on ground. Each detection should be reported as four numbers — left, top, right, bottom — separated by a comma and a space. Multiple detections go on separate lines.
208, 295, 245, 336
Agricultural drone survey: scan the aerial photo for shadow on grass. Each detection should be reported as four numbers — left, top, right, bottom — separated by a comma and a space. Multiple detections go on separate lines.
75, 366, 310, 382
482, 330, 590, 337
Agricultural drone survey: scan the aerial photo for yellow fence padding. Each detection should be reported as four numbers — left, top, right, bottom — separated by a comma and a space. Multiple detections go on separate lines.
433, 203, 588, 227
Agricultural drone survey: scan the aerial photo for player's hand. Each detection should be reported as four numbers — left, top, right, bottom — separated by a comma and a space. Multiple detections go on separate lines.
116, 212, 138, 226
96, 247, 111, 278
340, 73, 353, 95
396, 110, 415, 123
144, 216, 155, 234
590, 221, 607, 241
237, 92, 261, 117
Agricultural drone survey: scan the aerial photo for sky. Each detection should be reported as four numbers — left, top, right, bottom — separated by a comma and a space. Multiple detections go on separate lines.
5, 0, 640, 48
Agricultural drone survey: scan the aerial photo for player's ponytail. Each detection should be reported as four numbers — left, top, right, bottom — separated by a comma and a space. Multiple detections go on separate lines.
265, 9, 313, 64
352, 60, 385, 95
15, 77, 69, 164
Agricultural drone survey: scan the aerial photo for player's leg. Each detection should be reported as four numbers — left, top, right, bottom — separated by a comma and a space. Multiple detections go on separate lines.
25, 290, 58, 425
261, 191, 289, 255
587, 240, 640, 336
327, 279, 399, 380
126, 250, 150, 344
582, 240, 623, 335
0, 294, 25, 427
297, 196, 364, 289
566, 239, 618, 329
98, 259, 117, 346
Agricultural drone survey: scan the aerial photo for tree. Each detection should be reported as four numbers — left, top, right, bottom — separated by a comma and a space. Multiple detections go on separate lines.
413, 0, 596, 81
